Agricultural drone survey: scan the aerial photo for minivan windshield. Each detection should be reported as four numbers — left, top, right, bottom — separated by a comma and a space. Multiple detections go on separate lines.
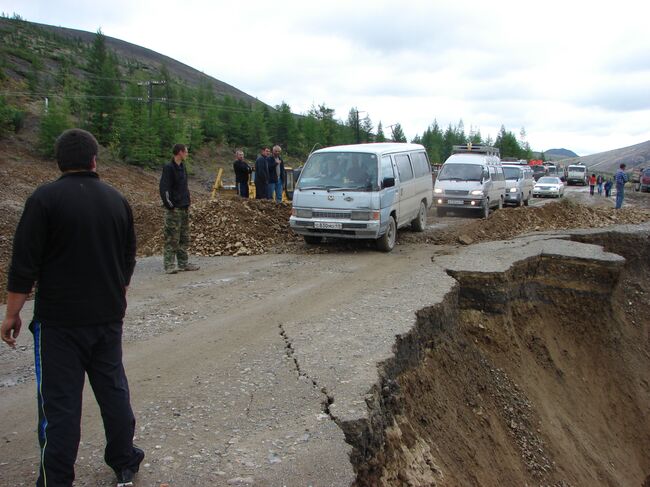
503, 167, 522, 180
437, 163, 483, 181
297, 152, 379, 191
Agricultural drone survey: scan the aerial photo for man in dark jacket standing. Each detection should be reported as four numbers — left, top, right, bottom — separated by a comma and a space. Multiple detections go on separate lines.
233, 149, 252, 198
1, 129, 144, 487
159, 144, 200, 274
255, 146, 271, 199
268, 145, 287, 202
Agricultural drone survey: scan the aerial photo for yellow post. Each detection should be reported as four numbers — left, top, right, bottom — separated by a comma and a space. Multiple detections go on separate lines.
210, 167, 224, 201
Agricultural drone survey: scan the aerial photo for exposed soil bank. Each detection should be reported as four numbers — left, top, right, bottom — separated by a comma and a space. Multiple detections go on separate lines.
349, 230, 650, 487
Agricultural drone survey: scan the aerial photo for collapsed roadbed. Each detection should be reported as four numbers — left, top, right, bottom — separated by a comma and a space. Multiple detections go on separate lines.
286, 224, 650, 486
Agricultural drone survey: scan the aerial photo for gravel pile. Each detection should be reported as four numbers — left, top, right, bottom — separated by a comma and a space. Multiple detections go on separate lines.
137, 198, 301, 257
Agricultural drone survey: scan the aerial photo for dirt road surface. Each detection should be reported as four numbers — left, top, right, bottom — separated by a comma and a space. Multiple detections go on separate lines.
1, 185, 649, 487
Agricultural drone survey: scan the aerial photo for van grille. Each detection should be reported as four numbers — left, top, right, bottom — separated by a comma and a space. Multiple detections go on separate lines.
445, 190, 469, 196
312, 211, 351, 219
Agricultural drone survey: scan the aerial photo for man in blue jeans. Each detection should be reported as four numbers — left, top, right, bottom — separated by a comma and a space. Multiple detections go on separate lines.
268, 145, 286, 202
1, 129, 144, 487
615, 163, 629, 209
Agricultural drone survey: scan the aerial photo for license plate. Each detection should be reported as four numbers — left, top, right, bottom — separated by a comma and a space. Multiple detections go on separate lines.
447, 199, 464, 205
315, 222, 342, 229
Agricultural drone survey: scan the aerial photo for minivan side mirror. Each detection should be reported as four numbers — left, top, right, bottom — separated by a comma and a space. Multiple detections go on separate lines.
382, 177, 395, 188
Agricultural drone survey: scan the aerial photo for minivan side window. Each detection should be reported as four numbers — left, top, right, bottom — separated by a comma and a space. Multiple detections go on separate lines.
411, 152, 430, 178
381, 155, 394, 180
395, 154, 414, 181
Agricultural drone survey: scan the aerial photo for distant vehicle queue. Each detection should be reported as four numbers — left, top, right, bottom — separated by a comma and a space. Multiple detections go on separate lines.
287, 142, 637, 250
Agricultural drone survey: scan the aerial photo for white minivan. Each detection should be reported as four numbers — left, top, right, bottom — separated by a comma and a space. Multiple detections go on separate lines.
433, 144, 505, 218
502, 163, 535, 206
289, 143, 433, 252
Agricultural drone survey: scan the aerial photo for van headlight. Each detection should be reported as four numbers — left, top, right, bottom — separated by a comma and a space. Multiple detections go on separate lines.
434, 188, 443, 194
509, 187, 517, 193
470, 190, 484, 196
351, 211, 380, 220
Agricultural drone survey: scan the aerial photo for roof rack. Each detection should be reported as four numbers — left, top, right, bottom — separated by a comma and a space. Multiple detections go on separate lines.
452, 143, 500, 157
502, 158, 528, 165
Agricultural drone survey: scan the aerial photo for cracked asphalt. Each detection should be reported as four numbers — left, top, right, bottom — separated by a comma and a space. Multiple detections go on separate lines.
0, 243, 448, 486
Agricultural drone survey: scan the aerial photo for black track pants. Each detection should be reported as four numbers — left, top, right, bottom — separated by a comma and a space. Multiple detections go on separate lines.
31, 321, 138, 487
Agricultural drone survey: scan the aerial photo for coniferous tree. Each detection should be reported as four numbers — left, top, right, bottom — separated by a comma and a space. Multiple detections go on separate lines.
38, 99, 72, 157
272, 102, 297, 151
360, 114, 373, 142
376, 121, 386, 142
85, 29, 122, 144
391, 123, 406, 142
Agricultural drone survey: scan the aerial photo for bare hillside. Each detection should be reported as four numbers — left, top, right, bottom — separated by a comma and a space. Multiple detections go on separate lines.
557, 139, 650, 173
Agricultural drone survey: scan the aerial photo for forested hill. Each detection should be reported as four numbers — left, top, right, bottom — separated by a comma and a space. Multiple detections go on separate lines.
0, 15, 553, 167
0, 17, 259, 105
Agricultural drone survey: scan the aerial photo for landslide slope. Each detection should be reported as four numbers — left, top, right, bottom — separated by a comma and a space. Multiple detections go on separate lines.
353, 231, 650, 486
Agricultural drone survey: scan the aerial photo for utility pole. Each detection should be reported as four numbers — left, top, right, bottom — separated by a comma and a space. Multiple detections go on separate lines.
387, 124, 396, 142
355, 109, 360, 144
355, 110, 366, 144
138, 80, 166, 120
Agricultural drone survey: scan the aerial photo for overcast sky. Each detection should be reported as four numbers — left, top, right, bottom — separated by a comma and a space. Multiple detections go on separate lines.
3, 0, 650, 156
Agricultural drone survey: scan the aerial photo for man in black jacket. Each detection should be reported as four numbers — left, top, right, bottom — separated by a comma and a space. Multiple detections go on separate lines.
268, 145, 287, 202
159, 143, 200, 274
1, 128, 144, 487
255, 146, 271, 199
232, 149, 252, 198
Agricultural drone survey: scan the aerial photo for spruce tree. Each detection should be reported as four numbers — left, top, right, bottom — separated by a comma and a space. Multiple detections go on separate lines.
85, 29, 122, 144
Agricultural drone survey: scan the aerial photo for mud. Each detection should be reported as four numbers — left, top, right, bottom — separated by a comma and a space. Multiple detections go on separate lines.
348, 230, 650, 487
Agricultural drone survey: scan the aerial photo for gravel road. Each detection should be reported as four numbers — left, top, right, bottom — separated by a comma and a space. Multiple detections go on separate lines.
0, 240, 449, 486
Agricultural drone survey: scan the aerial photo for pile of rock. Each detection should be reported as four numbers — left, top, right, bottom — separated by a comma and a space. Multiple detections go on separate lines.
416, 199, 650, 246
137, 198, 300, 257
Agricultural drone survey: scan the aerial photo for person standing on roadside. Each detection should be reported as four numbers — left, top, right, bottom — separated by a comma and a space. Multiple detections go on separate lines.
1, 128, 144, 487
268, 145, 286, 202
615, 163, 629, 209
604, 177, 613, 197
255, 146, 271, 199
589, 173, 596, 195
159, 143, 200, 274
596, 174, 603, 195
233, 149, 252, 198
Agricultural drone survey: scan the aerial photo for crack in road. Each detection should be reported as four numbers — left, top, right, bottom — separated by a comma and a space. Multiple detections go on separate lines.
278, 323, 336, 421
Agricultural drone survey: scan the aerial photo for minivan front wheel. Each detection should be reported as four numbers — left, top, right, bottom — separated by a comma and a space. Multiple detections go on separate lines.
377, 216, 396, 252
411, 201, 426, 232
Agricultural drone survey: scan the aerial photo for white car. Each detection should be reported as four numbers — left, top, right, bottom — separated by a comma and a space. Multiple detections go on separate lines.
532, 177, 565, 198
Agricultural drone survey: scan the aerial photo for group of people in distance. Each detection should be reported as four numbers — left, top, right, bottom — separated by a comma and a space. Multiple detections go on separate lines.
233, 145, 286, 201
587, 163, 630, 209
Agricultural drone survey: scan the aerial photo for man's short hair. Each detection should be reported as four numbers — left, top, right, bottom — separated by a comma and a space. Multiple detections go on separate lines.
261, 146, 270, 151
273, 145, 281, 152
173, 144, 187, 156
55, 129, 98, 172
620, 163, 626, 169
